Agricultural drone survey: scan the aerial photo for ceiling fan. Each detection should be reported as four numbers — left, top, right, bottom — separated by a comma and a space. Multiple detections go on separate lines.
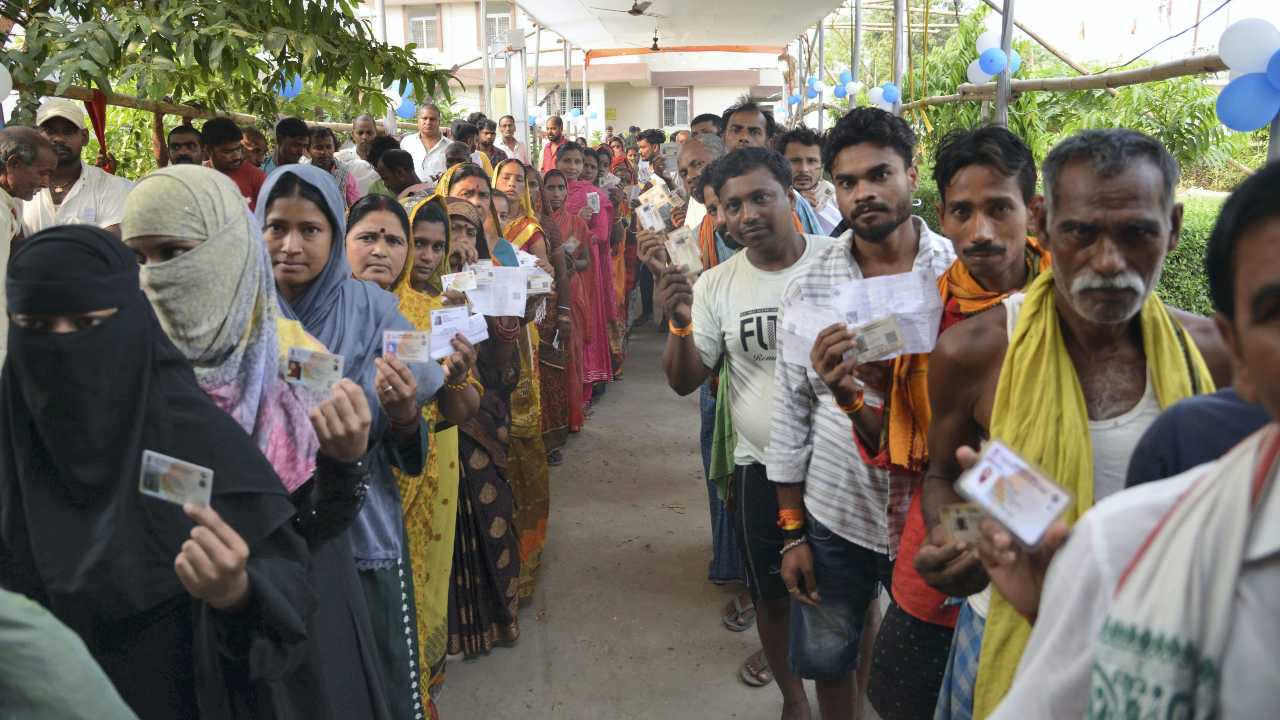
591, 1, 665, 19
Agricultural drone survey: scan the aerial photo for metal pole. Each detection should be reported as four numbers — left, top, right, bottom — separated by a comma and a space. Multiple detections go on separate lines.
817, 20, 825, 131
479, 0, 492, 115
892, 0, 906, 115
563, 36, 571, 116
582, 48, 590, 141
994, 0, 1016, 126
533, 25, 542, 116
852, 0, 862, 83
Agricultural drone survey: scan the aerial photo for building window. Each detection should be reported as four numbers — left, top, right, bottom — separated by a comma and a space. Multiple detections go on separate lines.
662, 87, 690, 127
485, 1, 511, 49
559, 88, 589, 114
408, 6, 439, 50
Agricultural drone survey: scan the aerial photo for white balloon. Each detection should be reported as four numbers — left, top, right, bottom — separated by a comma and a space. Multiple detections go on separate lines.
846, 80, 864, 95
814, 81, 827, 93
868, 86, 885, 105
1219, 18, 1280, 73
0, 65, 11, 101
967, 59, 994, 85
976, 29, 1002, 54
876, 100, 896, 112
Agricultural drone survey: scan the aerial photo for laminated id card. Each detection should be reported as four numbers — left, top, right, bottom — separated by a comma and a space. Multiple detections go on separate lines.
956, 440, 1071, 547
139, 450, 213, 507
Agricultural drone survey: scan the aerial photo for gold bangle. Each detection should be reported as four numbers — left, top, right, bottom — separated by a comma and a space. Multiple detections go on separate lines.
668, 320, 693, 337
446, 381, 469, 392
837, 391, 865, 415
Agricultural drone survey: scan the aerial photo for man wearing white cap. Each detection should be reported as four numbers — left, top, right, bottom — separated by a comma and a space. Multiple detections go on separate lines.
22, 98, 133, 237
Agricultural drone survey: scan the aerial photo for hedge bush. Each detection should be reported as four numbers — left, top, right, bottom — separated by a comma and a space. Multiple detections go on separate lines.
911, 174, 1218, 316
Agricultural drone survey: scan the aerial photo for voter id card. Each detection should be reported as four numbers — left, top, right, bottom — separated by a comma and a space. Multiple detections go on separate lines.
383, 330, 431, 363
442, 270, 478, 292
956, 440, 1071, 548
939, 502, 985, 545
140, 450, 213, 507
286, 347, 344, 392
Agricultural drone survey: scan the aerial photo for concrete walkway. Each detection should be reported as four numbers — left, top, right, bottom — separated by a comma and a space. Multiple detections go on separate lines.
436, 329, 786, 720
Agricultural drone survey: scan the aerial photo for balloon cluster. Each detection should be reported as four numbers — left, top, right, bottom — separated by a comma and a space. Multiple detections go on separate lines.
276, 75, 304, 100
832, 69, 864, 101
966, 29, 1021, 85
1215, 18, 1280, 132
867, 82, 900, 111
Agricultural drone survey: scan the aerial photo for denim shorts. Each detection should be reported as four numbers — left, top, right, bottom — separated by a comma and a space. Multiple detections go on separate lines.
788, 513, 893, 680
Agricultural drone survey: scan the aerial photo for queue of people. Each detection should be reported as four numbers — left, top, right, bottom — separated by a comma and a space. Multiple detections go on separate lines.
0, 98, 649, 719
0, 88, 1277, 720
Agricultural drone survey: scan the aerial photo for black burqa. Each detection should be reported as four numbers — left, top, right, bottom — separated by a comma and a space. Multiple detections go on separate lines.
0, 226, 318, 719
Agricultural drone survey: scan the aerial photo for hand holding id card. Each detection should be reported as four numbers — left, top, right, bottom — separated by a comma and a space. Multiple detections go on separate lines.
286, 348, 344, 393
956, 441, 1071, 548
140, 450, 213, 507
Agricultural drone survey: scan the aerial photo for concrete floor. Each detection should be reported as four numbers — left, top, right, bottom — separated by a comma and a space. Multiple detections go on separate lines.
436, 329, 791, 720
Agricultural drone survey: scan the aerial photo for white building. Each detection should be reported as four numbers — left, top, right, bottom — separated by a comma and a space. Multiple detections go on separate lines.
361, 0, 796, 135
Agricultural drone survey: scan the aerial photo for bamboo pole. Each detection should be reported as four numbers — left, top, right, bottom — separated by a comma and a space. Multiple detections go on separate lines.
994, 0, 1015, 126
899, 54, 1227, 111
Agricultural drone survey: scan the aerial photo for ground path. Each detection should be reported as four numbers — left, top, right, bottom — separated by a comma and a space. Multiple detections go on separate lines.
436, 328, 789, 720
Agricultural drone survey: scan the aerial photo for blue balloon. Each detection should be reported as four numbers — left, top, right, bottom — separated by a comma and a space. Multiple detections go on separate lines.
1009, 49, 1022, 75
1268, 48, 1280, 92
788, 94, 801, 105
277, 75, 303, 100
806, 86, 818, 99
833, 84, 848, 99
882, 83, 901, 103
589, 110, 598, 119
839, 69, 853, 85
1216, 73, 1280, 132
528, 116, 538, 126
979, 48, 1008, 76
395, 96, 415, 119
807, 74, 818, 86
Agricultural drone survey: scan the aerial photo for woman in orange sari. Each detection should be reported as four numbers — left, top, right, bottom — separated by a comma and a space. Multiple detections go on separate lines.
541, 169, 590, 434
527, 169, 574, 462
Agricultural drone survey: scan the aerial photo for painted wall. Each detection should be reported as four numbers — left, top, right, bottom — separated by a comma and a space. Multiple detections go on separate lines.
692, 87, 751, 125
606, 85, 661, 131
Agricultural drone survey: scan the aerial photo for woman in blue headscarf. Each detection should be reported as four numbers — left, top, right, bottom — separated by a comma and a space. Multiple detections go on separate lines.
255, 165, 443, 719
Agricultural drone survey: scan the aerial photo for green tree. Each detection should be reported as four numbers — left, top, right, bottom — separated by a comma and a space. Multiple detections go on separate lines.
3, 0, 455, 119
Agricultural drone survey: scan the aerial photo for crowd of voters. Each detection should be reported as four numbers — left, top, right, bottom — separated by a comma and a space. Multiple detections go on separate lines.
0, 83, 1277, 720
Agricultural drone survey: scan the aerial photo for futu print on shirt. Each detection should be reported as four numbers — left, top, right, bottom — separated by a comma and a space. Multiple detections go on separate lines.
737, 306, 777, 362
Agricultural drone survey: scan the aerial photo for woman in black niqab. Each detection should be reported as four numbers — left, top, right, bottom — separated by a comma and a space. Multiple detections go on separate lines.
0, 226, 318, 719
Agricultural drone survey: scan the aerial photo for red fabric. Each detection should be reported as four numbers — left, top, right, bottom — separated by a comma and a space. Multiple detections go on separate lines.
884, 302, 971, 628
539, 137, 566, 175
85, 91, 114, 174
221, 162, 267, 211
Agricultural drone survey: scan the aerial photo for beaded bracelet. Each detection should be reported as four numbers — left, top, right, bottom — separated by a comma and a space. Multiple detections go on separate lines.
668, 320, 693, 337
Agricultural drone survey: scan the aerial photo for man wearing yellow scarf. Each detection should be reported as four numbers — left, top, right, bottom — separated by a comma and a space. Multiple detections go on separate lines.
814, 126, 1049, 720
919, 129, 1231, 720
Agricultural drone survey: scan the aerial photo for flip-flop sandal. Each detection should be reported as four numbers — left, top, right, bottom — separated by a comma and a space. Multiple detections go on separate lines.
547, 449, 564, 467
722, 594, 756, 632
738, 649, 773, 687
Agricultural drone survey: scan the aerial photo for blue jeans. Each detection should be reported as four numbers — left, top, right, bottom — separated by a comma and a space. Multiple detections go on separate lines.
788, 514, 892, 680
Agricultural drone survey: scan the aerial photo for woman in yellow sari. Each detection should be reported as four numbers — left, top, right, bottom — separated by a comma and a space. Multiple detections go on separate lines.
491, 158, 553, 601
344, 193, 481, 710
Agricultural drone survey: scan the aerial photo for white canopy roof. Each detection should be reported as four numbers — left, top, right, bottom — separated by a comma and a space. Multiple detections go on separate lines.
517, 0, 843, 50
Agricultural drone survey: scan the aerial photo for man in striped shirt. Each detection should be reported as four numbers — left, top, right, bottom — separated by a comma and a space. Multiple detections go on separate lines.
767, 108, 954, 720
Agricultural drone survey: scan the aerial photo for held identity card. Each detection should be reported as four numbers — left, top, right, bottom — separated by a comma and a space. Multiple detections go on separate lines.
586, 192, 601, 214
383, 330, 432, 363
664, 226, 703, 274
285, 347, 344, 393
848, 316, 906, 364
938, 503, 985, 545
956, 440, 1071, 548
442, 270, 478, 292
139, 450, 213, 507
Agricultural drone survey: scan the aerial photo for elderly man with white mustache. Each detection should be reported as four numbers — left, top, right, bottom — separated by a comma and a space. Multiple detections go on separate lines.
916, 128, 1232, 720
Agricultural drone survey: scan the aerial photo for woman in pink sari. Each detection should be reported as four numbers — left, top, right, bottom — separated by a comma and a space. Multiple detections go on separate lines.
555, 142, 616, 401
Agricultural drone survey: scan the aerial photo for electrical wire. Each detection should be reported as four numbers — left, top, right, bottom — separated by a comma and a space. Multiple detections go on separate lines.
1091, 0, 1233, 75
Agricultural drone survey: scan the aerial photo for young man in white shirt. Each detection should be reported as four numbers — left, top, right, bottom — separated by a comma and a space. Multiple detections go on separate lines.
777, 126, 842, 235
770, 108, 954, 720
644, 146, 834, 720
23, 98, 133, 237
400, 103, 448, 186
496, 114, 529, 163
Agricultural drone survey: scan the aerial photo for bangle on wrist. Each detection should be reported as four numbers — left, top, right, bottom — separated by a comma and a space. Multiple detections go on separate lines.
777, 507, 806, 532
780, 536, 808, 557
446, 380, 469, 392
669, 320, 693, 337
837, 390, 866, 415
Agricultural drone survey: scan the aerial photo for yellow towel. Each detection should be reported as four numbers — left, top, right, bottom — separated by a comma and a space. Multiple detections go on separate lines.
972, 269, 1215, 718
